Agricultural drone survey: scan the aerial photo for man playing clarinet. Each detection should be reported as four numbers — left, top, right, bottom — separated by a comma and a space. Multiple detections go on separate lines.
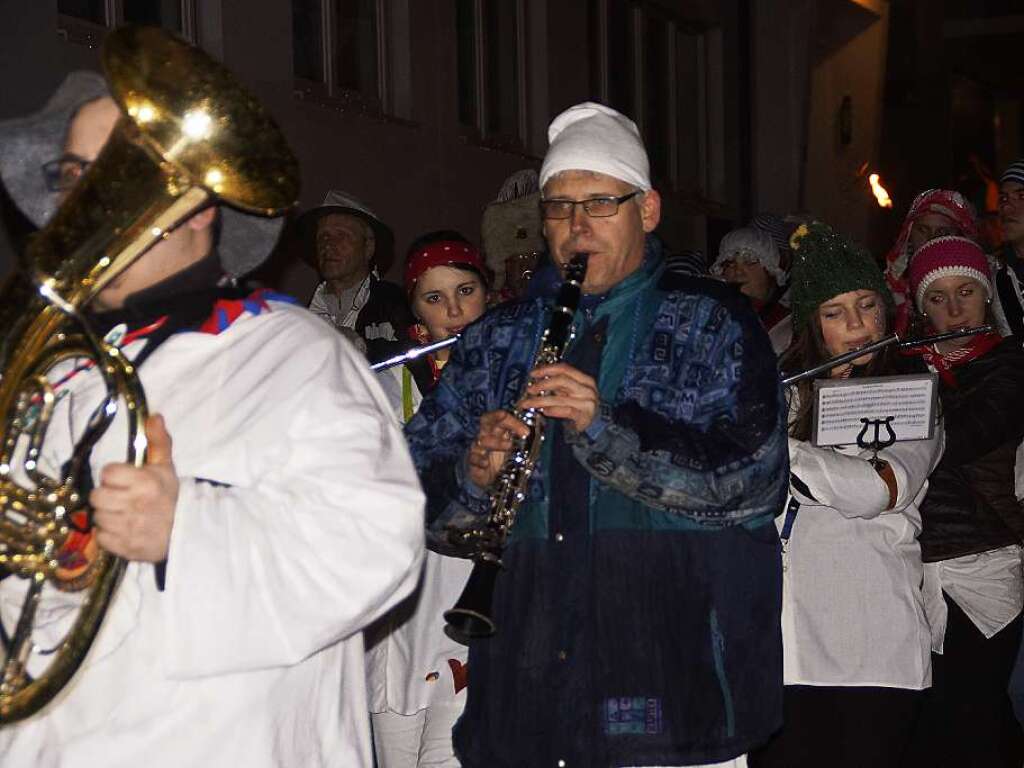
405, 102, 789, 767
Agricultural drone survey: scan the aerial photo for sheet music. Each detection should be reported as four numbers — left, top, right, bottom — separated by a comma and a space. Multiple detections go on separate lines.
812, 373, 938, 447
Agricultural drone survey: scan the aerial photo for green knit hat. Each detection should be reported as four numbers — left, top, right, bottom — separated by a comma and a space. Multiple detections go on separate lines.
788, 221, 893, 330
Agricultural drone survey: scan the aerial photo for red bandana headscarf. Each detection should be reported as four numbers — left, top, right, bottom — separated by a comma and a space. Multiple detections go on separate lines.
885, 189, 979, 311
404, 240, 486, 296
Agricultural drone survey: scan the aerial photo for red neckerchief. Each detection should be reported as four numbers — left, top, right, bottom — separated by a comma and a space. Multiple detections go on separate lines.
903, 330, 1002, 385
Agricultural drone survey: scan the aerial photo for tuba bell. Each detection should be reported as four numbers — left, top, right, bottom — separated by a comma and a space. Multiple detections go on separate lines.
0, 25, 298, 722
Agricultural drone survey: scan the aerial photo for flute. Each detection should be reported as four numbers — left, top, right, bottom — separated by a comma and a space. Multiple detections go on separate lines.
781, 326, 994, 386
370, 336, 461, 372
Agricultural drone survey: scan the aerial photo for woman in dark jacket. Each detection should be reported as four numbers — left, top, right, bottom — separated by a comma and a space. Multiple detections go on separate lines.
905, 236, 1024, 767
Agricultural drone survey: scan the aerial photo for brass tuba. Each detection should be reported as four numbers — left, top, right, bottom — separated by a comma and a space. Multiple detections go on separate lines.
0, 26, 298, 722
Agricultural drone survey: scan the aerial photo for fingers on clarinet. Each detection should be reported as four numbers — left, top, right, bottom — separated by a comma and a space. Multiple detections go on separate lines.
491, 419, 527, 440
534, 405, 571, 420
537, 363, 590, 385
495, 410, 522, 427
477, 432, 509, 450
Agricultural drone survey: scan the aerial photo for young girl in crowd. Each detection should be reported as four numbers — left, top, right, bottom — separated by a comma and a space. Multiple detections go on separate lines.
366, 233, 490, 768
883, 189, 979, 331
752, 223, 943, 768
710, 226, 792, 354
903, 236, 1024, 767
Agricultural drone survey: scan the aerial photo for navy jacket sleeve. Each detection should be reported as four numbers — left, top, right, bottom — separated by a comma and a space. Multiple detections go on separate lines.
566, 289, 789, 526
403, 303, 543, 552
402, 340, 490, 552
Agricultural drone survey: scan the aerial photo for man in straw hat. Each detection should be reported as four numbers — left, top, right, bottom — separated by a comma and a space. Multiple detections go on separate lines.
0, 49, 423, 768
405, 102, 788, 767
299, 189, 414, 361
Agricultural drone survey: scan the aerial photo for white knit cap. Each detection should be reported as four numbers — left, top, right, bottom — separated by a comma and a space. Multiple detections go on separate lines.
539, 102, 651, 191
711, 227, 787, 285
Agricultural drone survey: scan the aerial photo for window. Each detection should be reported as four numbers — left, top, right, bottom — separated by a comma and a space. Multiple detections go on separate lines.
293, 0, 325, 83
57, 0, 106, 26
586, 0, 638, 116
456, 0, 526, 148
293, 0, 381, 110
456, 0, 477, 127
686, 26, 727, 203
334, 0, 379, 96
587, 0, 726, 200
643, 13, 671, 183
605, 0, 637, 116
586, 2, 602, 98
58, 0, 195, 45
122, 0, 183, 29
547, 0, 599, 122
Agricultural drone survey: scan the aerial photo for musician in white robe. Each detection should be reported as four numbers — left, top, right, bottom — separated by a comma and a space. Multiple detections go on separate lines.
0, 64, 424, 768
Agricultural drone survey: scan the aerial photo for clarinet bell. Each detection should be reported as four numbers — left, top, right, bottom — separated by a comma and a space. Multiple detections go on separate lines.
443, 559, 501, 643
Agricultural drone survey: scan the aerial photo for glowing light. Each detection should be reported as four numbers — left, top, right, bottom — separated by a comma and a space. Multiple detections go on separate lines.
868, 173, 893, 209
204, 167, 225, 191
127, 99, 158, 124
182, 110, 213, 140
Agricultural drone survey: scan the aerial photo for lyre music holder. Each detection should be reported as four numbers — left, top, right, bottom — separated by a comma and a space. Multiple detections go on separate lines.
856, 417, 897, 468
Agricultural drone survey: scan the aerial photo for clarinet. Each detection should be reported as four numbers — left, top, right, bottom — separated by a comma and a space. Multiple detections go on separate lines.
443, 252, 589, 641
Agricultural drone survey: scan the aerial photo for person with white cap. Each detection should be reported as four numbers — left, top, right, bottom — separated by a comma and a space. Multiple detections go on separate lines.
299, 190, 414, 362
0, 59, 424, 768
710, 226, 792, 355
404, 101, 788, 767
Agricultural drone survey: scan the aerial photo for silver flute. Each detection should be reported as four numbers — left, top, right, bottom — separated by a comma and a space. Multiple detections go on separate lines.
781, 326, 994, 386
370, 336, 461, 372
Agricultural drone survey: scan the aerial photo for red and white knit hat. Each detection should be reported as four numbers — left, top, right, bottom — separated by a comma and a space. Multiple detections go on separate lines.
907, 235, 992, 312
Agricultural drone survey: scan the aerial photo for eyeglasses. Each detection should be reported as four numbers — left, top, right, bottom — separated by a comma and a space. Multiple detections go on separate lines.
539, 190, 641, 220
41, 154, 91, 192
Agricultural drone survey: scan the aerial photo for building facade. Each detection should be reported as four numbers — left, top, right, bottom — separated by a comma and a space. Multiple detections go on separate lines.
0, 0, 753, 297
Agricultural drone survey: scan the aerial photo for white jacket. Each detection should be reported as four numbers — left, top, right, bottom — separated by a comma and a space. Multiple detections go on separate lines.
0, 301, 425, 767
366, 365, 471, 715
780, 422, 944, 689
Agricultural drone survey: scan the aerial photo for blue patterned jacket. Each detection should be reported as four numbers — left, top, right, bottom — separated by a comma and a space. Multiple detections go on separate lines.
405, 239, 788, 766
